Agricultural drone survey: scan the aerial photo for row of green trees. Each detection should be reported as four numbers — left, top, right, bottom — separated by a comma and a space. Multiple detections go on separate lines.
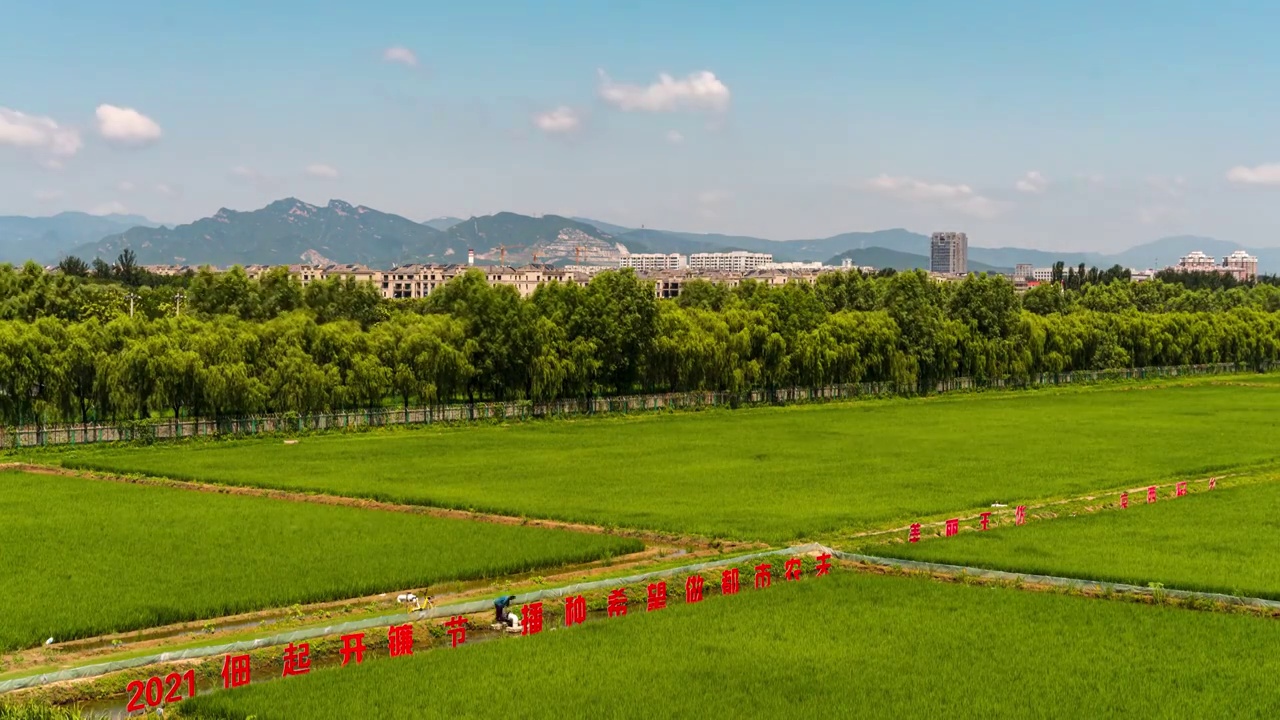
1, 266, 1277, 426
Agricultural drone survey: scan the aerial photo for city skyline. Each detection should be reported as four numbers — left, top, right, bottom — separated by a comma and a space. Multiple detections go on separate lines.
4, 1, 1280, 251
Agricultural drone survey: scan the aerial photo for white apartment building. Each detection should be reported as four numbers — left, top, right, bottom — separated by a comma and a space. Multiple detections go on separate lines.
1176, 251, 1218, 272
688, 251, 773, 272
1223, 250, 1259, 281
1014, 263, 1034, 280
1174, 250, 1259, 282
619, 253, 687, 271
763, 261, 824, 270
1032, 268, 1054, 282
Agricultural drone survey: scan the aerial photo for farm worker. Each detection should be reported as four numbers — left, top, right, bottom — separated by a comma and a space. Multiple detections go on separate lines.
494, 595, 517, 625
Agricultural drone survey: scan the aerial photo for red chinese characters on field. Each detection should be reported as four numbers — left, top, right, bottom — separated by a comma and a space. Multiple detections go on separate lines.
387, 623, 413, 658
564, 595, 586, 627
815, 553, 832, 577
607, 588, 628, 618
722, 568, 740, 595
221, 654, 251, 689
521, 602, 543, 636
754, 563, 772, 590
909, 524, 921, 543
125, 671, 197, 712
1120, 492, 1130, 509
1147, 486, 1158, 504
282, 642, 311, 676
686, 574, 705, 604
444, 616, 467, 647
1209, 477, 1217, 490
979, 512, 992, 531
1015, 506, 1027, 526
784, 558, 803, 581
945, 519, 959, 537
647, 582, 668, 612
340, 633, 366, 666
1175, 481, 1188, 498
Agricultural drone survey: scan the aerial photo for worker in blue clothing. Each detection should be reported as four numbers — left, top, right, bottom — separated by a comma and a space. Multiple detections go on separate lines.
494, 595, 517, 626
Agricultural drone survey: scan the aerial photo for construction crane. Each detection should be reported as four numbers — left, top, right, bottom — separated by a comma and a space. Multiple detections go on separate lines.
575, 245, 585, 264
496, 244, 526, 266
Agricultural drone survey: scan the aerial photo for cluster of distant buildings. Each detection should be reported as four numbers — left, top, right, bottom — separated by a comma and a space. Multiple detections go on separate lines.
129, 237, 1262, 302
134, 249, 871, 301
1009, 250, 1259, 286
928, 231, 1260, 284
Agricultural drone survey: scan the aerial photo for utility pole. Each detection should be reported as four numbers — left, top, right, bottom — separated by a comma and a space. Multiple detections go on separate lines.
173, 292, 186, 317
126, 292, 138, 318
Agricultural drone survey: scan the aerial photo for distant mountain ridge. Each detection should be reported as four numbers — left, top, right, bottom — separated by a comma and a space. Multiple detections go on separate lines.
0, 212, 158, 264
71, 199, 465, 267
572, 219, 1276, 273
422, 216, 463, 231
17, 198, 1273, 274
827, 248, 1009, 274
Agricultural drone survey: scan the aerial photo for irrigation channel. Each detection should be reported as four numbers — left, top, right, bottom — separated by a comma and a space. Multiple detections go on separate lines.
8, 545, 1280, 718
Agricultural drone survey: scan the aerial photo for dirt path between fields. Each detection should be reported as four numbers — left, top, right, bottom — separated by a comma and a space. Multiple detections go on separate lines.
830, 470, 1256, 549
0, 462, 736, 548
0, 535, 767, 678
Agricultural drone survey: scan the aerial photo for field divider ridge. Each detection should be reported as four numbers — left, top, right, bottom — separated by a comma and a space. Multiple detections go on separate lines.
0, 462, 744, 548
0, 543, 829, 694
837, 471, 1247, 545
832, 550, 1280, 611
6, 543, 1276, 695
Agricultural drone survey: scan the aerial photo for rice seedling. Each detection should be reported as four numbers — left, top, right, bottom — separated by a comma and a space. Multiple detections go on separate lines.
174, 569, 1280, 719
0, 471, 641, 652
885, 481, 1280, 599
58, 381, 1280, 542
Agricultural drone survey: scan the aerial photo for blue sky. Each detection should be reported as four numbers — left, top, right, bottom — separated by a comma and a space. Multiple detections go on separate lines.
2, 0, 1279, 250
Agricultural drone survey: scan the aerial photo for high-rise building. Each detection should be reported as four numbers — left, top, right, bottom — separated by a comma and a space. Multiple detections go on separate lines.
1223, 250, 1259, 281
1014, 263, 1034, 280
930, 232, 968, 274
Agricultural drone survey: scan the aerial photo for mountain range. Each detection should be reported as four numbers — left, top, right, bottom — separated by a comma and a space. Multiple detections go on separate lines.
2, 198, 1273, 275
0, 212, 158, 264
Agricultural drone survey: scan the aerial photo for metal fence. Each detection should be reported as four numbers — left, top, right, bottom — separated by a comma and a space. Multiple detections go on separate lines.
0, 362, 1250, 449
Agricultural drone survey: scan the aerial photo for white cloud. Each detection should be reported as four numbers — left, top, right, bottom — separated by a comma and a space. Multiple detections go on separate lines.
597, 69, 731, 113
90, 201, 127, 216
1146, 174, 1187, 198
532, 106, 582, 134
231, 165, 261, 182
382, 46, 418, 68
1226, 163, 1280, 186
95, 104, 162, 146
154, 183, 177, 197
116, 180, 136, 193
865, 174, 1006, 219
306, 163, 340, 179
0, 107, 82, 167
665, 130, 684, 144
33, 189, 64, 202
1015, 170, 1049, 194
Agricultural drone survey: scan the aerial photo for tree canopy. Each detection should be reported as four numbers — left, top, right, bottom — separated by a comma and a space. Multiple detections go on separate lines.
1, 261, 1277, 426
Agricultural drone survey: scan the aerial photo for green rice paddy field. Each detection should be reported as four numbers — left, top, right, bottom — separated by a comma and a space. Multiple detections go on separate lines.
175, 569, 1280, 719
0, 471, 640, 652
62, 381, 1280, 541
883, 480, 1280, 599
